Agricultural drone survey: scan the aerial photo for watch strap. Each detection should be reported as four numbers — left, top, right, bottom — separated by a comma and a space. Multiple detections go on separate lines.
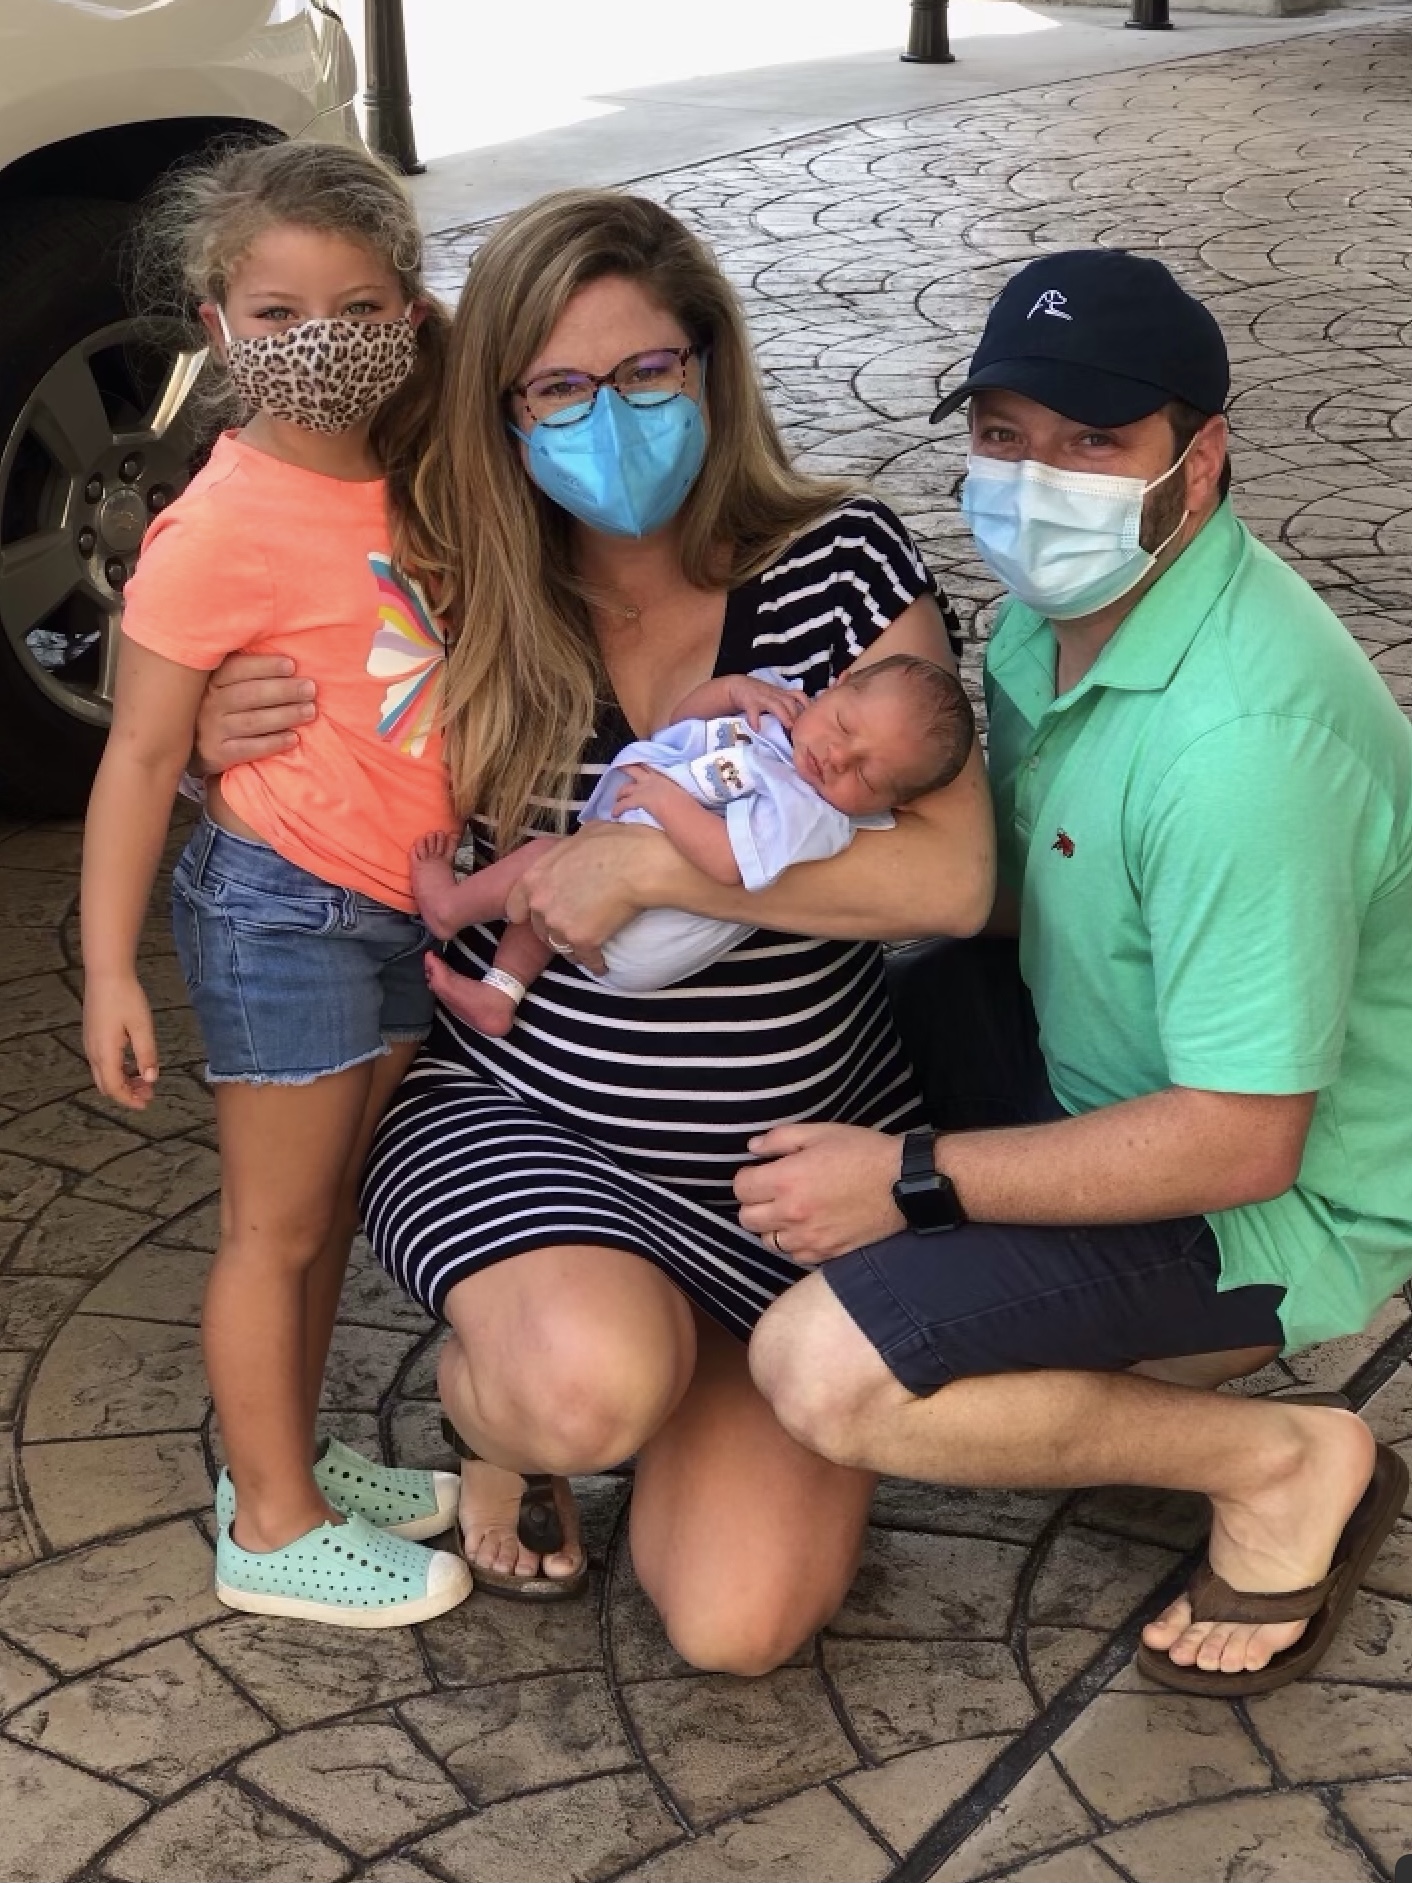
901, 1129, 938, 1181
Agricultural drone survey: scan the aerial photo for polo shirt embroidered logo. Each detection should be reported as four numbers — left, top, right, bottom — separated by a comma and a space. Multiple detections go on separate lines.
1028, 289, 1072, 322
1052, 829, 1075, 858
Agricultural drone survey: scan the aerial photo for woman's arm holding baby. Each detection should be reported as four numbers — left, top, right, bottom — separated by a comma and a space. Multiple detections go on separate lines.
509, 597, 996, 968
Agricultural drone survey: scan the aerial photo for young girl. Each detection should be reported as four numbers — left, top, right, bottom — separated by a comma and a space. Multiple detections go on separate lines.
80, 141, 473, 1627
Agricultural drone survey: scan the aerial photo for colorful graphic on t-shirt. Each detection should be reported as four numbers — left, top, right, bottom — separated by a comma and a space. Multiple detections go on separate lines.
367, 553, 446, 758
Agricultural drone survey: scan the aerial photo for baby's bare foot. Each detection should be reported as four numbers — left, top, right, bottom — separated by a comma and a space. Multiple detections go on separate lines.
410, 830, 467, 941
425, 951, 519, 1037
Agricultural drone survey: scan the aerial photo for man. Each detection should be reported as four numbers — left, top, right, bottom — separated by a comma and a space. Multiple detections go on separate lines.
739, 249, 1412, 1696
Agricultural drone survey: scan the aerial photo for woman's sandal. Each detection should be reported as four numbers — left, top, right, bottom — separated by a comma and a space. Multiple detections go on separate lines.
439, 1416, 589, 1602
1137, 1396, 1408, 1698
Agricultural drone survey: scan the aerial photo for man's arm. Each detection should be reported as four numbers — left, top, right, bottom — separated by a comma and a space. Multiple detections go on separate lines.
740, 706, 1379, 1261
734, 1086, 1317, 1264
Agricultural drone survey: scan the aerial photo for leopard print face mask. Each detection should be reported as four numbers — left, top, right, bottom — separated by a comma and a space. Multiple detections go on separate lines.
216, 307, 418, 434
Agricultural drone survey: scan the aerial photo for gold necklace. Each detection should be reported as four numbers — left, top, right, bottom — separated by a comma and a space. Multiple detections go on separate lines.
596, 594, 644, 623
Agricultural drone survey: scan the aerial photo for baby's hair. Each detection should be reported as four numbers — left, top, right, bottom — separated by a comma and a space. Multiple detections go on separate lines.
128, 139, 449, 551
842, 653, 975, 801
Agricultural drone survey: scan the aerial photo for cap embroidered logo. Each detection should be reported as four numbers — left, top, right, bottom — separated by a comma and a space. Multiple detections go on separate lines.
1028, 289, 1073, 322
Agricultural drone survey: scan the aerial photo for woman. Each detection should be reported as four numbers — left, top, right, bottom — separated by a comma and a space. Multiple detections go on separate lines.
197, 190, 994, 1673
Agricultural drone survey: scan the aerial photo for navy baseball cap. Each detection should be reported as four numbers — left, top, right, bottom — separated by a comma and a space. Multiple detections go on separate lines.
930, 250, 1229, 428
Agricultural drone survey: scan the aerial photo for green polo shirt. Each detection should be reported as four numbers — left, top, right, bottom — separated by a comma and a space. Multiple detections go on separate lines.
984, 499, 1412, 1351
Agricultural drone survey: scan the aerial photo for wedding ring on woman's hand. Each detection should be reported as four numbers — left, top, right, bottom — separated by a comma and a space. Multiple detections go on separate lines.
547, 934, 576, 956
767, 1229, 784, 1254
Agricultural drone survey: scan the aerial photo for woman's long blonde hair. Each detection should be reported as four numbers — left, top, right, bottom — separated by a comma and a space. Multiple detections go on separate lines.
398, 190, 855, 842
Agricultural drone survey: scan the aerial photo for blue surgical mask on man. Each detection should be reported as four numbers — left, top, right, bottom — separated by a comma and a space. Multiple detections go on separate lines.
960, 438, 1194, 621
512, 383, 707, 539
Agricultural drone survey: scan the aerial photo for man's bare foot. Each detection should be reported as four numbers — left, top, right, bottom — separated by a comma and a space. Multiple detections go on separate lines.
411, 831, 470, 941
424, 952, 519, 1038
457, 1458, 584, 1584
1142, 1404, 1377, 1676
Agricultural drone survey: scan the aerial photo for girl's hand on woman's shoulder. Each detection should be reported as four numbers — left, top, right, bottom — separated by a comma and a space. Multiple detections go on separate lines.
192, 653, 317, 775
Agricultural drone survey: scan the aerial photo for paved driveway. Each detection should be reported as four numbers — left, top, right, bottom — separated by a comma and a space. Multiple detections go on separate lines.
2, 20, 1411, 1883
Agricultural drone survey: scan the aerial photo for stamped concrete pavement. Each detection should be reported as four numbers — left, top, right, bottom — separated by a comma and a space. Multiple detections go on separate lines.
2, 18, 1412, 1883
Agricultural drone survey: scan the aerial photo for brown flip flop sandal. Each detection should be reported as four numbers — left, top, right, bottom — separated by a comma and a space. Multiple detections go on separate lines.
1136, 1438, 1408, 1697
440, 1417, 588, 1602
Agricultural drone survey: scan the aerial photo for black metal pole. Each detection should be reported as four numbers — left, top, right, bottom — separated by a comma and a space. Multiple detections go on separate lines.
364, 0, 425, 175
901, 0, 956, 63
1125, 0, 1173, 28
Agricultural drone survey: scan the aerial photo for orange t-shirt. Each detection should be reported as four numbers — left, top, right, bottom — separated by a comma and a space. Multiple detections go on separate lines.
121, 433, 453, 912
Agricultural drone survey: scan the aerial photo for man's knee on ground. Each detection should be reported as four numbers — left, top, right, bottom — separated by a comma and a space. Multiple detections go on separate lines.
749, 1278, 893, 1467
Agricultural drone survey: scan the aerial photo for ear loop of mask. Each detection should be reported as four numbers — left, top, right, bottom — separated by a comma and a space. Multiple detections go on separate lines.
1141, 431, 1200, 562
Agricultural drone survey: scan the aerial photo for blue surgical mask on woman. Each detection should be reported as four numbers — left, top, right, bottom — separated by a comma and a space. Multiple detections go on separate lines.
512, 383, 707, 539
960, 438, 1194, 620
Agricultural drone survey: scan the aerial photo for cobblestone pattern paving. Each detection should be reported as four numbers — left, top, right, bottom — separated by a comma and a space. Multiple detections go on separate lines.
1, 20, 1410, 1883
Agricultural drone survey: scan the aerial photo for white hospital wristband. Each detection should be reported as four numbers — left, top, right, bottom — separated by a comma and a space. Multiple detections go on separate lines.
482, 968, 527, 1007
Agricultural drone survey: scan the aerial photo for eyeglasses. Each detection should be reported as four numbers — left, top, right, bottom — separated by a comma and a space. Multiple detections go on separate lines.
510, 345, 700, 429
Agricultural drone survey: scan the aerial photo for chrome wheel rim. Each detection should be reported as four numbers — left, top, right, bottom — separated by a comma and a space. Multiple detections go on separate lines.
0, 318, 207, 725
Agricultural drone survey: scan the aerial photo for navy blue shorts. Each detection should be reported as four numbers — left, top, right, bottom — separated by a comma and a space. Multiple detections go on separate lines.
829, 939, 1287, 1397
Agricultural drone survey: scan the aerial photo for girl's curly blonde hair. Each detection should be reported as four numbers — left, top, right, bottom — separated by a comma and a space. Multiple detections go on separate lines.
130, 138, 450, 539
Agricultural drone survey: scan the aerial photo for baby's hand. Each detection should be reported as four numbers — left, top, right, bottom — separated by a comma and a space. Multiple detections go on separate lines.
83, 976, 160, 1110
726, 676, 805, 731
612, 764, 694, 821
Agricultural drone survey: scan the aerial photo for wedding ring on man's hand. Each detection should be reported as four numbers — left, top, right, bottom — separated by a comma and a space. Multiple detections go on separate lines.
547, 934, 576, 955
767, 1229, 784, 1254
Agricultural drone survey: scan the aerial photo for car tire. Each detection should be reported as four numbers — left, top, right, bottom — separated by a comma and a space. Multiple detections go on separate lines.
0, 195, 204, 817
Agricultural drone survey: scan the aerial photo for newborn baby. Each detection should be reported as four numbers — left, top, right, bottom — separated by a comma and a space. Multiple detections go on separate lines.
412, 653, 974, 1037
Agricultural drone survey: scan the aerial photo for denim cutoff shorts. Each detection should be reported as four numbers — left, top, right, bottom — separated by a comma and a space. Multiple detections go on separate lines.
171, 819, 434, 1085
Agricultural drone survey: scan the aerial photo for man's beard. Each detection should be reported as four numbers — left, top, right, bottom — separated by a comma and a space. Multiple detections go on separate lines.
1139, 460, 1188, 555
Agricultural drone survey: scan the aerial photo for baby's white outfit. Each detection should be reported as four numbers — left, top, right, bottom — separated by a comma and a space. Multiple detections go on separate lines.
577, 670, 892, 993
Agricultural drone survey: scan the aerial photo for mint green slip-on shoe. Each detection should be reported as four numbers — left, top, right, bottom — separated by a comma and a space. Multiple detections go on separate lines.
315, 1438, 458, 1539
215, 1440, 458, 1540
214, 1509, 471, 1628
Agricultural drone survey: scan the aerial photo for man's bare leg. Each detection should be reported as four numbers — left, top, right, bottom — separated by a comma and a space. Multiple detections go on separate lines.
751, 1274, 1376, 1678
1132, 1346, 1279, 1390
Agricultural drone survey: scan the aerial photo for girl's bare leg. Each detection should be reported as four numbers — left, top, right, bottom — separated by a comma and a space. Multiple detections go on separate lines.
631, 1309, 876, 1675
300, 1040, 423, 1436
207, 1063, 377, 1552
410, 832, 558, 941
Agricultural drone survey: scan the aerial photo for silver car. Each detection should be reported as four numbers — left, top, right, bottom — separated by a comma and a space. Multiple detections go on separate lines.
0, 0, 362, 814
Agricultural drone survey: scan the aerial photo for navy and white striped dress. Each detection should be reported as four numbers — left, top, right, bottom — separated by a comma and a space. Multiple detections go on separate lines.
362, 500, 961, 1334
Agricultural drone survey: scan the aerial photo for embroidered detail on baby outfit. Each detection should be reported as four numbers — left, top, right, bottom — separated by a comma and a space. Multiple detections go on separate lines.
690, 742, 757, 805
367, 555, 446, 758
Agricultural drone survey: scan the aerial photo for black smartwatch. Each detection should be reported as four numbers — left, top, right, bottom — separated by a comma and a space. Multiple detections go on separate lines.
891, 1129, 967, 1234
